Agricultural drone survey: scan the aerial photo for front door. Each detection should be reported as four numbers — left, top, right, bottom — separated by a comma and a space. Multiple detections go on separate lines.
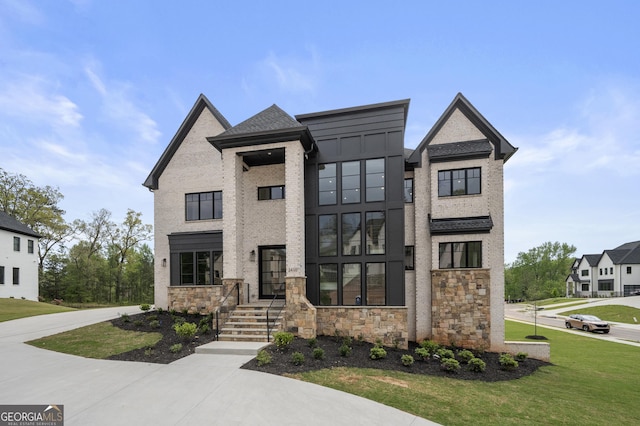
259, 246, 286, 299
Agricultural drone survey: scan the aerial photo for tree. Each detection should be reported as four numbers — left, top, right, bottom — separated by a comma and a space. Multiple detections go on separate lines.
506, 241, 576, 300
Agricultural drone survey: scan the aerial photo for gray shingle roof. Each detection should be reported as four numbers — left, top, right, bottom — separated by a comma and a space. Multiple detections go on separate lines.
0, 211, 40, 238
218, 105, 303, 137
427, 139, 493, 162
583, 254, 601, 266
430, 216, 493, 234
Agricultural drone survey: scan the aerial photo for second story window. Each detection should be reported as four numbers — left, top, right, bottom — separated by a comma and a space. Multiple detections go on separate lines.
341, 161, 360, 204
581, 269, 588, 276
404, 178, 413, 203
13, 237, 20, 252
319, 163, 337, 205
438, 167, 481, 197
186, 191, 222, 221
28, 239, 34, 254
258, 185, 285, 200
365, 158, 385, 202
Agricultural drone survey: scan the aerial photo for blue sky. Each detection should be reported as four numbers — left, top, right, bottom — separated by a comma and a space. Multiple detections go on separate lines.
1, 0, 638, 263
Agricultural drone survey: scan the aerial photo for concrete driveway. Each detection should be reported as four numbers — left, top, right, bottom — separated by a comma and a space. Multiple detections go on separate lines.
0, 307, 437, 426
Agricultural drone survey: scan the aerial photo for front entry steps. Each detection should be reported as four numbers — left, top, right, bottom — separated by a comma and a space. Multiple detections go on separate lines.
195, 341, 270, 356
215, 301, 286, 343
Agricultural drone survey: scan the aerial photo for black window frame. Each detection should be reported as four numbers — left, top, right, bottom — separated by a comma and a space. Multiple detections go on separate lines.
179, 250, 223, 286
438, 241, 482, 269
438, 167, 481, 197
28, 239, 34, 254
627, 266, 632, 274
598, 281, 613, 291
12, 267, 19, 285
0, 266, 4, 284
581, 269, 588, 276
318, 214, 338, 257
185, 191, 222, 221
405, 246, 415, 270
318, 163, 337, 205
13, 236, 20, 252
258, 185, 285, 200
365, 158, 385, 202
404, 178, 413, 203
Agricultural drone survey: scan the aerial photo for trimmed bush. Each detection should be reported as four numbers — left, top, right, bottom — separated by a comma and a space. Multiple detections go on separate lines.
174, 322, 198, 340
133, 320, 144, 327
121, 313, 130, 323
339, 343, 352, 357
401, 354, 415, 367
414, 347, 430, 361
370, 345, 387, 360
515, 352, 528, 362
419, 339, 440, 355
467, 357, 486, 373
307, 337, 317, 348
170, 343, 182, 353
149, 320, 160, 328
440, 358, 461, 373
199, 324, 211, 334
457, 349, 475, 364
312, 347, 325, 360
436, 348, 455, 359
291, 351, 305, 365
273, 331, 294, 350
256, 350, 272, 366
140, 303, 151, 312
499, 353, 519, 370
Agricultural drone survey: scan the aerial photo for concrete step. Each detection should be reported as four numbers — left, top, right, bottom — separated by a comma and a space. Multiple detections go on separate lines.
221, 321, 281, 328
195, 341, 270, 355
217, 334, 273, 342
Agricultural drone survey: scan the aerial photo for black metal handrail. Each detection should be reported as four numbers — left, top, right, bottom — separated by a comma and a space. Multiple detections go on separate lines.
214, 282, 240, 340
266, 282, 286, 342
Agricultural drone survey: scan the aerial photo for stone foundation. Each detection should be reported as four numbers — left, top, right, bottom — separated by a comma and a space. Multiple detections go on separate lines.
167, 285, 223, 314
431, 269, 491, 350
316, 306, 409, 349
284, 277, 317, 339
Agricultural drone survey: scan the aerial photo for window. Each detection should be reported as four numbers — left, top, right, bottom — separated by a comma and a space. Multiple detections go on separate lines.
581, 269, 589, 276
439, 242, 482, 268
0, 266, 4, 284
366, 263, 385, 305
343, 263, 361, 305
319, 163, 337, 205
365, 158, 385, 202
599, 268, 602, 275
342, 161, 360, 203
258, 185, 285, 200
598, 281, 613, 291
13, 237, 20, 252
438, 167, 481, 197
604, 268, 608, 275
627, 266, 632, 274
610, 267, 613, 274
180, 251, 223, 285
319, 264, 338, 305
405, 246, 415, 270
260, 247, 286, 298
581, 283, 589, 291
404, 178, 413, 203
319, 215, 337, 256
365, 212, 385, 254
186, 191, 222, 221
12, 268, 19, 285
342, 213, 361, 256
28, 239, 34, 254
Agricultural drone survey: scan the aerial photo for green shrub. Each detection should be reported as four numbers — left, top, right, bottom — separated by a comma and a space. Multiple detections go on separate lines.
170, 343, 182, 353
256, 350, 272, 366
370, 345, 387, 360
181, 308, 189, 315
414, 347, 430, 361
339, 343, 352, 357
312, 347, 325, 360
273, 331, 294, 350
121, 313, 130, 323
149, 320, 160, 328
173, 322, 198, 340
419, 339, 440, 355
342, 336, 353, 347
307, 337, 317, 348
291, 351, 305, 365
144, 347, 154, 357
156, 307, 164, 314
199, 324, 211, 334
133, 320, 144, 327
199, 317, 210, 328
169, 309, 177, 315
457, 349, 475, 364
401, 354, 414, 367
515, 352, 528, 362
436, 348, 455, 359
440, 358, 460, 373
173, 316, 185, 325
499, 353, 519, 370
147, 314, 158, 322
140, 303, 151, 312
467, 357, 486, 373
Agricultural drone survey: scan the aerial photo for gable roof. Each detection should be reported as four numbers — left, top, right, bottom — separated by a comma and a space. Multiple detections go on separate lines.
143, 94, 231, 190
208, 104, 315, 152
582, 254, 602, 266
611, 241, 640, 265
408, 93, 517, 166
0, 211, 41, 238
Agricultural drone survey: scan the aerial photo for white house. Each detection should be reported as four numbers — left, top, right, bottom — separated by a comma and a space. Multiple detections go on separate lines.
0, 211, 40, 301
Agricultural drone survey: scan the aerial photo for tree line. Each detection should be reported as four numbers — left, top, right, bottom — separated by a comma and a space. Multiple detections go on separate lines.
1, 168, 153, 304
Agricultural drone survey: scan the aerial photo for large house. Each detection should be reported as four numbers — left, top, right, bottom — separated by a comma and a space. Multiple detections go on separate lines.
0, 211, 40, 301
144, 93, 544, 357
567, 241, 640, 297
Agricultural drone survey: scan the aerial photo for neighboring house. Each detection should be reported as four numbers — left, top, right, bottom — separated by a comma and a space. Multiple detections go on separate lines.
144, 93, 531, 356
567, 241, 640, 297
0, 211, 40, 301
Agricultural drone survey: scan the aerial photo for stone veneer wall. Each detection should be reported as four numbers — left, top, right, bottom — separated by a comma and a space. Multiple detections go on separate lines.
316, 307, 409, 349
284, 277, 316, 339
431, 269, 491, 350
167, 279, 244, 314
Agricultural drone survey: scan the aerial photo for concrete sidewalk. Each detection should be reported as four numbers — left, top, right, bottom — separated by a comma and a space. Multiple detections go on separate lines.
0, 307, 437, 425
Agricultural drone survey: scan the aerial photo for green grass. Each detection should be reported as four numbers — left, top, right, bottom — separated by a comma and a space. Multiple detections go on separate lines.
0, 298, 76, 322
559, 305, 640, 324
294, 321, 640, 425
26, 322, 162, 359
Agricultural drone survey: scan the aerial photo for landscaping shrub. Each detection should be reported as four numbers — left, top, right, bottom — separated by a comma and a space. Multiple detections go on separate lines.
172, 316, 185, 325
467, 357, 486, 373
440, 358, 461, 373
273, 331, 294, 350
256, 350, 272, 366
147, 314, 158, 322
133, 320, 144, 327
499, 353, 519, 370
140, 303, 151, 312
419, 339, 440, 355
436, 348, 455, 359
515, 352, 528, 362
339, 343, 352, 357
414, 347, 430, 361
173, 322, 198, 340
307, 337, 317, 348
312, 347, 325, 360
401, 354, 414, 367
121, 313, 130, 323
370, 344, 387, 360
156, 307, 164, 314
199, 317, 210, 328
457, 349, 475, 364
199, 324, 211, 334
144, 347, 154, 357
149, 320, 160, 328
291, 351, 305, 365
170, 343, 182, 353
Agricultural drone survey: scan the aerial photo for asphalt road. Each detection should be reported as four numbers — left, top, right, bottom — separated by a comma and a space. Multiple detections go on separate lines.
504, 296, 640, 346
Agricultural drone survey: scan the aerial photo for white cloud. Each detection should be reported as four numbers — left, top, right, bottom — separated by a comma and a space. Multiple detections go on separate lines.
247, 48, 321, 95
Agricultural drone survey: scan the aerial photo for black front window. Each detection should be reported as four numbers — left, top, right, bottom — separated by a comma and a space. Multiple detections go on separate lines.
186, 191, 222, 221
438, 167, 481, 197
180, 251, 223, 285
258, 186, 285, 200
13, 237, 20, 252
439, 241, 482, 268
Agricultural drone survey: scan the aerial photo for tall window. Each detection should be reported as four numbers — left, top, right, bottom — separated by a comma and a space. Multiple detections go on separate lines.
0, 266, 4, 284
628, 267, 633, 274
404, 178, 413, 203
13, 237, 20, 252
12, 268, 19, 285
342, 161, 360, 203
258, 185, 285, 200
439, 242, 482, 268
365, 158, 385, 202
28, 239, 34, 254
319, 163, 337, 205
260, 247, 286, 297
319, 215, 337, 256
186, 191, 222, 221
405, 246, 415, 270
180, 251, 223, 285
342, 213, 361, 255
343, 263, 361, 305
319, 264, 338, 305
365, 212, 385, 254
366, 263, 385, 305
438, 167, 481, 197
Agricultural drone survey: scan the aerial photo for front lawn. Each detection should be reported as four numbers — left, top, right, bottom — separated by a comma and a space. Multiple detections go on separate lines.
0, 298, 75, 322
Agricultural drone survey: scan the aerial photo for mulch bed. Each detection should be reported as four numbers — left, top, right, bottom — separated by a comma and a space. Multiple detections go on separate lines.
109, 312, 549, 382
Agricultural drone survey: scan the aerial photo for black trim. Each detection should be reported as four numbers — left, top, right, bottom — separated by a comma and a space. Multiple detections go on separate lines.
430, 216, 493, 235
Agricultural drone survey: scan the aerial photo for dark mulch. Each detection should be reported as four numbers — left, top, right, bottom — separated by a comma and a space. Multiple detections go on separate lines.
241, 336, 550, 382
109, 312, 549, 382
108, 310, 217, 364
